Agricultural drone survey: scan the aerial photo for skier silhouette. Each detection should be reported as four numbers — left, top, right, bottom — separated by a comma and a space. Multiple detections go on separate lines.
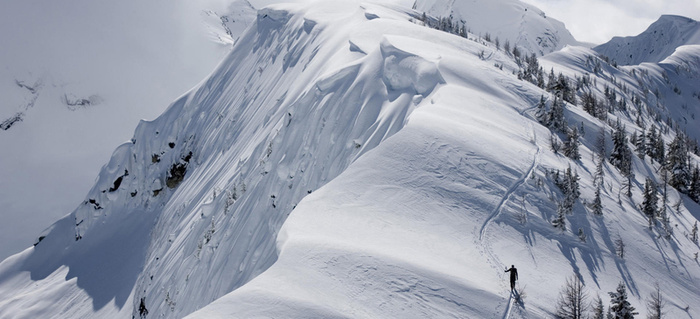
505, 265, 518, 291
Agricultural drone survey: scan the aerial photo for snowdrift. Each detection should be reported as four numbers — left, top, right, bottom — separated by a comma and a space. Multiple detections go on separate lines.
0, 1, 699, 319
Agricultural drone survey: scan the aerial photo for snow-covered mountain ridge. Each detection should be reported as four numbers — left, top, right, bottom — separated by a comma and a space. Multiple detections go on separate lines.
0, 1, 699, 318
414, 0, 579, 56
594, 15, 700, 66
0, 0, 253, 262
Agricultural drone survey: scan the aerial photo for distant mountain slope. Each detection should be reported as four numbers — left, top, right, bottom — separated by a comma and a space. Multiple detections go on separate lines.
0, 1, 699, 319
414, 0, 580, 56
0, 0, 255, 262
594, 15, 700, 65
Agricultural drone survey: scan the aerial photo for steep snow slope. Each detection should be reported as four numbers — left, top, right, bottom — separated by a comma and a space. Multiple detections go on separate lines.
594, 15, 700, 66
0, 0, 254, 261
0, 1, 444, 318
414, 0, 580, 56
187, 5, 700, 318
1, 1, 699, 319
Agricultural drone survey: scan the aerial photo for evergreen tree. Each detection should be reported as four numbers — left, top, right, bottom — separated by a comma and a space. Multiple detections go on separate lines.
595, 128, 606, 187
609, 282, 637, 319
592, 186, 603, 216
689, 166, 700, 203
666, 134, 690, 193
537, 67, 546, 88
581, 91, 597, 117
691, 221, 698, 245
536, 95, 548, 125
642, 178, 658, 229
564, 127, 581, 160
547, 68, 557, 91
610, 120, 631, 172
592, 295, 605, 319
555, 73, 576, 105
645, 126, 663, 163
553, 203, 567, 231
548, 96, 567, 132
610, 119, 633, 196
554, 166, 580, 215
555, 274, 588, 319
634, 129, 646, 159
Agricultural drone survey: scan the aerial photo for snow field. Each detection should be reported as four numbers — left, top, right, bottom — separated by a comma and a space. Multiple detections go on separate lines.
0, 1, 699, 318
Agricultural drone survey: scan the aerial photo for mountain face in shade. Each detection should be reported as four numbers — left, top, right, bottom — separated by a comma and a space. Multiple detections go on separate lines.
594, 15, 700, 65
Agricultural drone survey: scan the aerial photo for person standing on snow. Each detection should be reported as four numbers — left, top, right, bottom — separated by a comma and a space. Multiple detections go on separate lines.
505, 265, 518, 291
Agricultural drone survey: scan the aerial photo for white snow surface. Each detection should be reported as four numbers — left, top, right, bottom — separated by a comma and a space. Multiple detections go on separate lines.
594, 15, 700, 66
0, 0, 254, 261
0, 1, 699, 319
413, 0, 580, 56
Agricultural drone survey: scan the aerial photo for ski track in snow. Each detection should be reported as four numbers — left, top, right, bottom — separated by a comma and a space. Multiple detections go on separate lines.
503, 293, 514, 319
477, 121, 539, 319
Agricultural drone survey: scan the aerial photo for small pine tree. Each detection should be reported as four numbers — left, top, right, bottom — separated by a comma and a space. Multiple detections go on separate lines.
645, 126, 663, 163
642, 178, 658, 228
609, 282, 637, 319
592, 295, 605, 319
536, 95, 548, 125
610, 119, 633, 197
689, 166, 700, 203
691, 221, 698, 245
666, 134, 690, 192
564, 127, 581, 160
551, 135, 562, 154
548, 96, 567, 132
592, 186, 603, 216
553, 203, 567, 231
595, 128, 606, 187
634, 129, 646, 159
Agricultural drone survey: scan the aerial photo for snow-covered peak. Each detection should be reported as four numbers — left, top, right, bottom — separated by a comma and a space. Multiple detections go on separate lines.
202, 0, 257, 45
594, 15, 700, 65
1, 1, 699, 319
413, 0, 579, 56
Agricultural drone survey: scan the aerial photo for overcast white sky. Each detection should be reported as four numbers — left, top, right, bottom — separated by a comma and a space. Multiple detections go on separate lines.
519, 0, 700, 44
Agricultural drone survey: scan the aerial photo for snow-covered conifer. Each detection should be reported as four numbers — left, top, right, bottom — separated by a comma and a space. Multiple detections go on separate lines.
564, 127, 581, 160
592, 295, 605, 319
634, 130, 646, 159
536, 95, 548, 125
642, 178, 658, 228
548, 96, 567, 132
665, 134, 690, 192
592, 186, 603, 216
689, 166, 700, 203
609, 282, 637, 319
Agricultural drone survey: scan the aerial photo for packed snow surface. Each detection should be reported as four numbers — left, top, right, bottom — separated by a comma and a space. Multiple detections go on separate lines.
0, 1, 699, 319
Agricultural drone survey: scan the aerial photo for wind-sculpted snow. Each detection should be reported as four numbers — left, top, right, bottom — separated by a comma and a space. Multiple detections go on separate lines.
381, 37, 445, 94
1, 1, 700, 319
0, 2, 446, 318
